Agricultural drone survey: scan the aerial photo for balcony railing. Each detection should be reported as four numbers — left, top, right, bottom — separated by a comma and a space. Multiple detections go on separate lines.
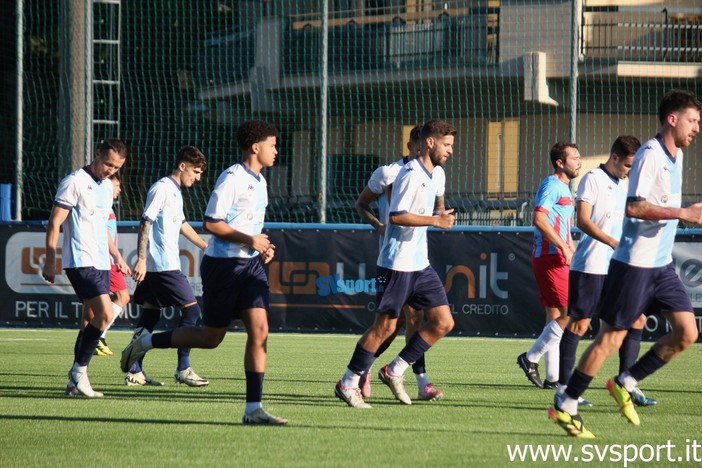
581, 11, 702, 62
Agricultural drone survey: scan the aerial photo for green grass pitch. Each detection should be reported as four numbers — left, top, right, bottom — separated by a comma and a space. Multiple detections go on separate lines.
1, 329, 701, 467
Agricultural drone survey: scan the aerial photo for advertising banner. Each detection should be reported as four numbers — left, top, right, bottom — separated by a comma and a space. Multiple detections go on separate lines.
1, 224, 701, 340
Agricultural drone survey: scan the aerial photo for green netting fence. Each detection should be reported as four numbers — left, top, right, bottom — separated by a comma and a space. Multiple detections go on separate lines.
13, 0, 702, 224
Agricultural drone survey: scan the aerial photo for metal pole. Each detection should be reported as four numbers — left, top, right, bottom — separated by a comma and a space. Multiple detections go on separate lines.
84, 0, 93, 163
319, 0, 329, 223
569, 0, 581, 143
15, 0, 24, 220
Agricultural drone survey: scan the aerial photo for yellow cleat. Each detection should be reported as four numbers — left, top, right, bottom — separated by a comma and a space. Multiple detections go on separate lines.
94, 338, 113, 356
607, 378, 640, 426
548, 406, 596, 439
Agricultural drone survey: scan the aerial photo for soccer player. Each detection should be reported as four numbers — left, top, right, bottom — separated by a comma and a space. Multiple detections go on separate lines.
43, 139, 128, 397
121, 120, 287, 425
557, 135, 657, 407
94, 173, 131, 357
125, 145, 209, 387
517, 142, 581, 389
550, 89, 702, 438
335, 119, 456, 408
354, 124, 445, 401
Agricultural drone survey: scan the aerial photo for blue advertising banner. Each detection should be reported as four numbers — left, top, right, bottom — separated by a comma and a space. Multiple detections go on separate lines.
2, 224, 701, 341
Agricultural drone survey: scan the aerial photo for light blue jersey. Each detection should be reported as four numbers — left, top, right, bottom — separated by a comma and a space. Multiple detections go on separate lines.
570, 165, 627, 274
204, 163, 268, 259
53, 167, 113, 270
141, 176, 185, 272
614, 136, 683, 268
367, 158, 445, 250
378, 158, 437, 272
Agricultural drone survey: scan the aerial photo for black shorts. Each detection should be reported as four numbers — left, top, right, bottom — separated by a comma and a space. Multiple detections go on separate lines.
598, 261, 693, 330
200, 256, 270, 328
568, 271, 606, 320
65, 267, 110, 301
375, 266, 448, 318
133, 270, 197, 308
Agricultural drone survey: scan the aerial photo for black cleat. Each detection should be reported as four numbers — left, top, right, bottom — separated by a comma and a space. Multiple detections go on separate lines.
517, 352, 544, 388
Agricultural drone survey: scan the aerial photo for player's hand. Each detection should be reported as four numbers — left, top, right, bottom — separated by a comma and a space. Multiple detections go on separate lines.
434, 209, 455, 230
132, 258, 147, 283
42, 259, 56, 284
561, 245, 573, 266
261, 244, 276, 264
250, 234, 271, 255
680, 202, 702, 225
116, 257, 131, 277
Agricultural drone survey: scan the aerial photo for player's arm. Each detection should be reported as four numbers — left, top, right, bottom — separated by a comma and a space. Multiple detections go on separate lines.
107, 229, 131, 276
42, 206, 70, 283
433, 195, 446, 214
390, 209, 455, 230
131, 218, 151, 283
576, 200, 618, 249
180, 222, 207, 250
626, 199, 702, 224
354, 187, 384, 233
533, 209, 573, 264
203, 219, 270, 255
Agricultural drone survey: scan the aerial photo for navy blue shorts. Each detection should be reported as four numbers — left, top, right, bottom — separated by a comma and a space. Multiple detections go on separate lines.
133, 270, 197, 308
568, 271, 606, 320
598, 260, 693, 330
375, 266, 448, 318
65, 268, 110, 301
200, 256, 270, 328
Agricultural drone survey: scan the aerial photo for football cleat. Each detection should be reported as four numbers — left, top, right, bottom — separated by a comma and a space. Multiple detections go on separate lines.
65, 369, 103, 398
94, 338, 113, 357
120, 327, 150, 373
335, 380, 371, 408
517, 353, 544, 388
242, 407, 288, 425
607, 378, 640, 426
125, 371, 165, 386
548, 406, 595, 439
631, 387, 658, 407
418, 383, 444, 401
174, 367, 209, 387
378, 365, 411, 405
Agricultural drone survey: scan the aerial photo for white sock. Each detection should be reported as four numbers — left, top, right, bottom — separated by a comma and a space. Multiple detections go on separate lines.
526, 320, 563, 363
617, 371, 638, 392
341, 368, 361, 388
71, 363, 87, 374
544, 347, 560, 382
415, 372, 429, 390
101, 303, 123, 339
561, 396, 578, 416
388, 357, 410, 376
245, 402, 262, 414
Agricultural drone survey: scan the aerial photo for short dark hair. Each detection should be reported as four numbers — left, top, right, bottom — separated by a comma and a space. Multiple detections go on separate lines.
237, 120, 278, 152
409, 125, 422, 143
176, 145, 207, 170
97, 138, 127, 159
420, 119, 457, 141
610, 135, 641, 159
658, 89, 702, 125
549, 141, 578, 170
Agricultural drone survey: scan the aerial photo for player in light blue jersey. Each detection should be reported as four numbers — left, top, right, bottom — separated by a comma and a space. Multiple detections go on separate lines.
354, 125, 446, 401
126, 146, 209, 387
518, 142, 580, 389
121, 120, 287, 425
336, 119, 456, 408
557, 136, 657, 407
551, 89, 702, 438
43, 139, 128, 397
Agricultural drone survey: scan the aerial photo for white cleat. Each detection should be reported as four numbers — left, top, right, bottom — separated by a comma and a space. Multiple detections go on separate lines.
65, 369, 103, 398
174, 367, 209, 387
334, 380, 372, 408
378, 365, 412, 405
120, 327, 150, 373
242, 407, 288, 425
